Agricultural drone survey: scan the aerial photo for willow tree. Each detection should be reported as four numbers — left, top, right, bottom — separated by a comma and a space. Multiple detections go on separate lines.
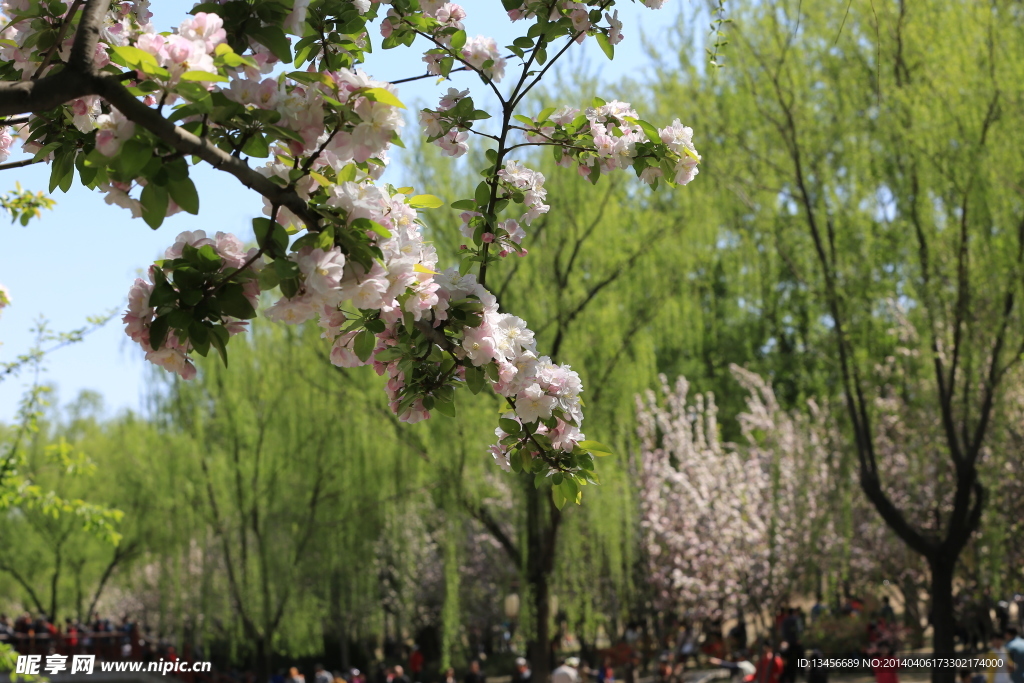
150, 320, 435, 675
652, 0, 1024, 672
388, 67, 727, 676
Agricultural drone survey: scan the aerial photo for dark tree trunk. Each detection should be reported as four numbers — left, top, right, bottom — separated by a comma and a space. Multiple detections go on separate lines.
531, 566, 552, 683
525, 480, 561, 683
255, 637, 272, 683
527, 482, 550, 683
929, 556, 956, 683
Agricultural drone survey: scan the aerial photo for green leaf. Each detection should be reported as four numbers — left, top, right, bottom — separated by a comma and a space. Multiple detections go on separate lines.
337, 164, 357, 182
509, 449, 522, 473
434, 399, 456, 417
179, 70, 229, 82
534, 471, 547, 489
252, 217, 289, 256
559, 477, 578, 502
148, 315, 170, 351
499, 417, 522, 435
351, 217, 391, 238
110, 45, 159, 70
578, 440, 613, 455
552, 486, 567, 510
118, 139, 153, 180
354, 329, 376, 362
249, 25, 292, 62
361, 87, 406, 109
450, 29, 466, 51
474, 181, 491, 207
635, 119, 662, 142
595, 32, 614, 60
216, 283, 256, 320
451, 199, 477, 211
140, 183, 169, 229
407, 193, 443, 209
273, 257, 300, 279
465, 365, 485, 394
48, 149, 72, 193
209, 324, 229, 366
167, 176, 199, 215
485, 363, 499, 382
257, 266, 280, 291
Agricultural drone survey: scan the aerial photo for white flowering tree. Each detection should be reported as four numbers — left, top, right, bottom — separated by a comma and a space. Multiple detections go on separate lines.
636, 365, 836, 632
0, 0, 700, 502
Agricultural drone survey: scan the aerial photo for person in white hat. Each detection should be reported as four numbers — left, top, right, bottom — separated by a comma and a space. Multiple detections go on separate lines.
552, 658, 581, 683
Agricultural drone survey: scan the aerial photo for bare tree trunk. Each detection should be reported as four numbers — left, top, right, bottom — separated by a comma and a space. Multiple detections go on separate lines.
929, 557, 957, 683
526, 481, 561, 683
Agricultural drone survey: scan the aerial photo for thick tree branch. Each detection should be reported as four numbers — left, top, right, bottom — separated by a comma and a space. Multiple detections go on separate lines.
0, 69, 93, 116
0, 0, 320, 231
94, 77, 320, 228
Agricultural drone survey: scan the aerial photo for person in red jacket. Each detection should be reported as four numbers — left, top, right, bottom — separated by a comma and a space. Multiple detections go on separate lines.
754, 640, 784, 683
408, 645, 424, 681
870, 642, 900, 683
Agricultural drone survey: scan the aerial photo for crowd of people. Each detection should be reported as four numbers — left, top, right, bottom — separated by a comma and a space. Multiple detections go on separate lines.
273, 655, 608, 683
0, 611, 192, 668
7, 597, 1024, 683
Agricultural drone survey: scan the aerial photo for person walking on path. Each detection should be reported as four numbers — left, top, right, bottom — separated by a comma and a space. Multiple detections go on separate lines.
987, 632, 1012, 683
753, 640, 783, 683
409, 646, 424, 682
464, 661, 486, 683
1006, 628, 1024, 683
552, 657, 581, 683
315, 664, 333, 683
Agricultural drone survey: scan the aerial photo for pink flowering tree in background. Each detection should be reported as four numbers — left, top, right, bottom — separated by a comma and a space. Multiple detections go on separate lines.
0, 0, 700, 501
636, 365, 837, 635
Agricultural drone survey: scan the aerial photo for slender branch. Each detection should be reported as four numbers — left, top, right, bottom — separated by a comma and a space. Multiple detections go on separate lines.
409, 28, 506, 106
0, 559, 48, 615
461, 498, 522, 566
32, 0, 86, 79
0, 158, 43, 171
389, 61, 509, 85
84, 540, 139, 622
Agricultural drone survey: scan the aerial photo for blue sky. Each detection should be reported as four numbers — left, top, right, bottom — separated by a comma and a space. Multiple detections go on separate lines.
0, 0, 693, 422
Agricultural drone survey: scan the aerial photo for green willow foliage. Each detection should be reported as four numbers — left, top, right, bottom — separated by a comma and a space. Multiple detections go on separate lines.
648, 0, 1024, 601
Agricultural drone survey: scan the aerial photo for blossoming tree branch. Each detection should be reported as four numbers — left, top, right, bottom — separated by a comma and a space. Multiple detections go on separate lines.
0, 0, 700, 504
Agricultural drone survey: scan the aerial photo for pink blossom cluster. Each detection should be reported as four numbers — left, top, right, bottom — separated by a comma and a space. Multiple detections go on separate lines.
504, 0, 638, 44
419, 87, 471, 158
122, 231, 259, 380
637, 366, 835, 615
458, 36, 505, 82
0, 126, 12, 163
381, 1, 467, 44
135, 12, 225, 82
215, 180, 566, 439
381, 1, 506, 84
498, 160, 549, 225
522, 100, 701, 187
585, 101, 700, 185
460, 306, 586, 465
0, 0, 151, 78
